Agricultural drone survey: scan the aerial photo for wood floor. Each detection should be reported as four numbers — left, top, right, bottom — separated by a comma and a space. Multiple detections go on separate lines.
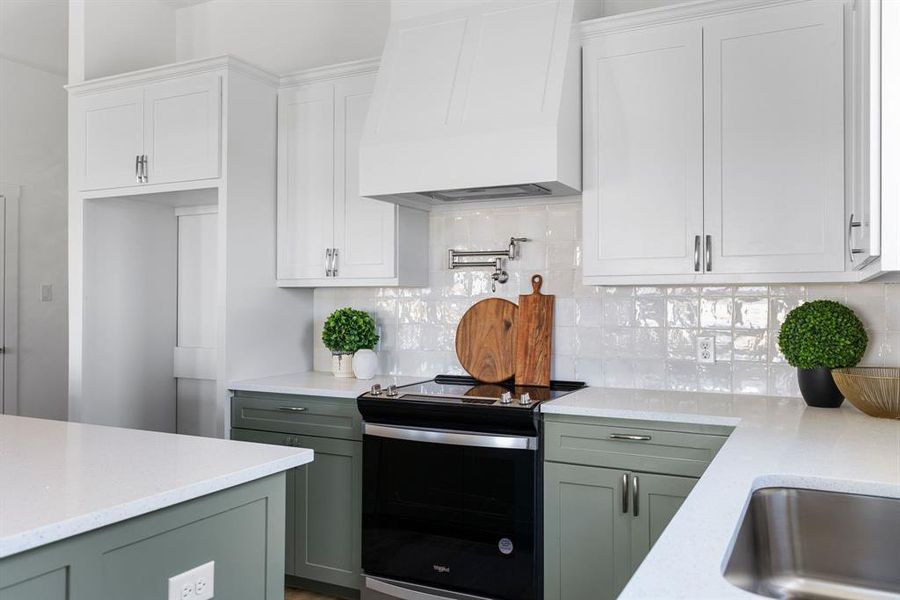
284, 587, 338, 600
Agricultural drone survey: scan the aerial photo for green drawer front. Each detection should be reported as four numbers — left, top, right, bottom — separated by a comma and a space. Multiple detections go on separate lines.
232, 392, 361, 440
544, 420, 727, 478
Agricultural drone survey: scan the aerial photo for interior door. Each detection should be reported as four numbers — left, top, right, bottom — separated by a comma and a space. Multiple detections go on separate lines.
71, 87, 144, 191
143, 73, 221, 185
582, 23, 703, 278
703, 2, 845, 274
544, 462, 631, 600
628, 472, 697, 574
277, 83, 336, 280
332, 74, 397, 280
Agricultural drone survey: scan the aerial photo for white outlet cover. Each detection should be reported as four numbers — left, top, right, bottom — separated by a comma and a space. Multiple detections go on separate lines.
168, 561, 214, 600
697, 336, 715, 364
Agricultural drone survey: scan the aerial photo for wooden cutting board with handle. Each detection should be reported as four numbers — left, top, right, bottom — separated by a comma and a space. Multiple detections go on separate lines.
456, 298, 518, 383
515, 274, 553, 387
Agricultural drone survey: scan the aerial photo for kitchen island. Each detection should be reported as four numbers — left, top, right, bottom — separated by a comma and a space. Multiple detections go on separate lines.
541, 388, 900, 599
0, 415, 313, 599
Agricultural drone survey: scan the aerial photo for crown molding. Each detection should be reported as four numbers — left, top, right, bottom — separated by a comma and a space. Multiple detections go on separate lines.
580, 0, 827, 37
278, 57, 380, 88
66, 55, 279, 95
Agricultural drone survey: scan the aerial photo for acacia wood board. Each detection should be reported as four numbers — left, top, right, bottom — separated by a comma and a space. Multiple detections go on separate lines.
455, 298, 518, 384
515, 274, 553, 387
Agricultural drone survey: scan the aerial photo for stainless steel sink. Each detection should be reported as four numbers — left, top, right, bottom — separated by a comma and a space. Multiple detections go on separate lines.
723, 487, 900, 599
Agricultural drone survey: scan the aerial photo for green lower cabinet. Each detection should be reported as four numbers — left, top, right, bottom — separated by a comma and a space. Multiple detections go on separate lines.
629, 472, 696, 573
0, 475, 286, 600
544, 464, 697, 600
292, 434, 362, 589
0, 568, 67, 600
230, 426, 363, 592
544, 462, 632, 600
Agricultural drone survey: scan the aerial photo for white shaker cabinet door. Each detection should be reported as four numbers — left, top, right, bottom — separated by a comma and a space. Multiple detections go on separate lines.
703, 2, 845, 274
582, 23, 703, 279
71, 88, 144, 191
143, 73, 222, 185
332, 75, 397, 280
277, 83, 336, 280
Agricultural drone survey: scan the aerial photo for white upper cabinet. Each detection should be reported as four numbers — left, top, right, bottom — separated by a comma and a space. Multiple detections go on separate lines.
582, 23, 703, 277
70, 71, 222, 192
582, 0, 850, 284
332, 75, 397, 280
71, 88, 144, 190
277, 83, 336, 280
143, 73, 221, 185
277, 62, 428, 287
703, 2, 844, 275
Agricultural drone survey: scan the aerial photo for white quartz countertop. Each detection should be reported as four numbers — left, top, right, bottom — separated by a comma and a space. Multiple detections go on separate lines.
542, 387, 900, 598
228, 371, 430, 398
0, 415, 313, 559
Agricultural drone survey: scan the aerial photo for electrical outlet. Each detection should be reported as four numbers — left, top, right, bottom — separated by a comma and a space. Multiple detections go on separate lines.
168, 561, 214, 600
697, 336, 715, 364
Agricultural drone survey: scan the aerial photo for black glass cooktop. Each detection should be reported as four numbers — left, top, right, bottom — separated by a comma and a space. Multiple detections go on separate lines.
360, 374, 584, 408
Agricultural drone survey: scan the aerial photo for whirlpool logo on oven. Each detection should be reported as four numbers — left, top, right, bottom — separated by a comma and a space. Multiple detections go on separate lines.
433, 564, 451, 574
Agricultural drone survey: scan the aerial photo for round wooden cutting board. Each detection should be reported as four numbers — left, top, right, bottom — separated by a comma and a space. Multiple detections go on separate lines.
455, 298, 518, 383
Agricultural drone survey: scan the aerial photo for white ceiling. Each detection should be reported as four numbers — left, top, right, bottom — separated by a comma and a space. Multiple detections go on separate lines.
0, 0, 68, 75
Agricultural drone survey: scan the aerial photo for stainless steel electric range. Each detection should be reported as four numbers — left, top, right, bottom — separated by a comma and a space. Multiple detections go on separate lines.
357, 375, 585, 600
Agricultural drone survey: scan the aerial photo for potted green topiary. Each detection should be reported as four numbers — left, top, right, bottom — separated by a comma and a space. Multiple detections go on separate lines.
322, 307, 379, 378
778, 300, 868, 408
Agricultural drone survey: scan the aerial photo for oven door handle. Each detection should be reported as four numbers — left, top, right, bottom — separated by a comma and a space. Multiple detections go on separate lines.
363, 423, 537, 451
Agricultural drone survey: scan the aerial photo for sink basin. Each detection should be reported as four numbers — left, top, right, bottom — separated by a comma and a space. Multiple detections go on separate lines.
723, 487, 900, 599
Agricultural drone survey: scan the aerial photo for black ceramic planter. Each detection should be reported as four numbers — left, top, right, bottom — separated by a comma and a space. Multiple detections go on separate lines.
797, 368, 844, 408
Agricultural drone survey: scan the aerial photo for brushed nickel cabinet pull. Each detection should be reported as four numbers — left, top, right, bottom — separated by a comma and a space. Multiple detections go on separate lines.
693, 235, 701, 272
849, 213, 864, 260
621, 473, 629, 514
141, 155, 149, 183
135, 155, 141, 183
632, 474, 640, 517
325, 248, 333, 276
278, 406, 308, 412
332, 248, 339, 277
610, 434, 652, 441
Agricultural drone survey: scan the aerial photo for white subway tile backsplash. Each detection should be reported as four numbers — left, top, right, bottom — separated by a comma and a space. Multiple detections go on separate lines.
667, 298, 699, 328
313, 202, 899, 398
733, 297, 768, 329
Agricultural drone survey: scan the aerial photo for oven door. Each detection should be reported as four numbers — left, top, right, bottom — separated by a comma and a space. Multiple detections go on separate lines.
361, 423, 540, 600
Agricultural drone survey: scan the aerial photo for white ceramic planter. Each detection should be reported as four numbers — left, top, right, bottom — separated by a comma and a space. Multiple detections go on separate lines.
331, 353, 354, 378
352, 349, 378, 380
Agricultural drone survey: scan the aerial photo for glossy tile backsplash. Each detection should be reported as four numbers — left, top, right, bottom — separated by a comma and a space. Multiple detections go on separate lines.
314, 202, 900, 397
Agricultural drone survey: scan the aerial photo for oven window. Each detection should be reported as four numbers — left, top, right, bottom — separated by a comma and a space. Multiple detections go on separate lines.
362, 434, 538, 600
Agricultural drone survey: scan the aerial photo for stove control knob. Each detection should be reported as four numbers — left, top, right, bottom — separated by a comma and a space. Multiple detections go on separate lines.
499, 391, 513, 404
385, 385, 399, 397
519, 393, 531, 405
370, 384, 383, 396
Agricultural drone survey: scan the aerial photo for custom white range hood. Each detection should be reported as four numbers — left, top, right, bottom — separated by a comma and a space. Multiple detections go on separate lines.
359, 0, 581, 208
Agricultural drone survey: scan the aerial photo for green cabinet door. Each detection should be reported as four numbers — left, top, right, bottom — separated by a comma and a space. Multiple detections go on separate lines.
230, 428, 297, 574
544, 462, 631, 600
292, 434, 362, 590
629, 472, 697, 573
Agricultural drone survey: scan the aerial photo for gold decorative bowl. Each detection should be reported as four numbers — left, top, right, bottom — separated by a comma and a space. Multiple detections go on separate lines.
832, 368, 900, 419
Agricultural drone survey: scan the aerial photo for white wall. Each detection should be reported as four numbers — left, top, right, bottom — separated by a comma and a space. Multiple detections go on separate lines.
69, 0, 176, 84
175, 0, 391, 74
0, 0, 69, 420
80, 197, 177, 432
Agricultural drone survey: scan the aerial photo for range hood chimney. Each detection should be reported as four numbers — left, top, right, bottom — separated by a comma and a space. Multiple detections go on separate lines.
359, 0, 581, 208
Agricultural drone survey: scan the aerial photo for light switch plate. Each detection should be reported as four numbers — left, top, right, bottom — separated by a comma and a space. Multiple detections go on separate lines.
168, 560, 214, 600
